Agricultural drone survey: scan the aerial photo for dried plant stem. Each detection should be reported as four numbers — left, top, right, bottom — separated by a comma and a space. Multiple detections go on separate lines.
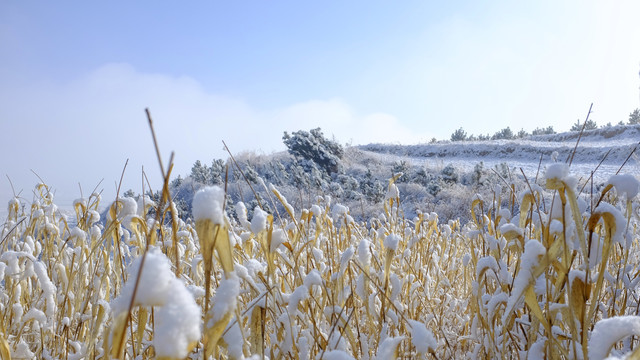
566, 102, 593, 166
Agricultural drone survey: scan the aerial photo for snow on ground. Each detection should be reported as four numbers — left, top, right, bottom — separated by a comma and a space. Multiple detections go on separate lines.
358, 124, 639, 184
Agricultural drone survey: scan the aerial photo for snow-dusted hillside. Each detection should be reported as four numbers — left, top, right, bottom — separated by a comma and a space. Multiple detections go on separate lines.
359, 124, 639, 183
2, 125, 638, 224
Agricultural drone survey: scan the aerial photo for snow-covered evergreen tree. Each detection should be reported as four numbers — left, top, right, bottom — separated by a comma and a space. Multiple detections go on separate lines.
441, 164, 459, 184
282, 128, 344, 175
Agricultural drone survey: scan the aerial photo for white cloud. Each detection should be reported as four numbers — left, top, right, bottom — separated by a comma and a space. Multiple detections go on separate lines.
0, 63, 426, 209
271, 99, 426, 145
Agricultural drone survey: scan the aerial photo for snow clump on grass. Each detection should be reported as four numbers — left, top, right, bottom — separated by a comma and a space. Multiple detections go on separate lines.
589, 316, 640, 360
251, 206, 268, 234
111, 248, 201, 358
383, 233, 401, 251
606, 173, 640, 200
408, 319, 437, 355
210, 274, 240, 325
376, 336, 405, 359
192, 185, 226, 224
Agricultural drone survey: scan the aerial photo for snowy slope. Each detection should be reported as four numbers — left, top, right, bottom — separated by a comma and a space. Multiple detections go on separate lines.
358, 124, 639, 182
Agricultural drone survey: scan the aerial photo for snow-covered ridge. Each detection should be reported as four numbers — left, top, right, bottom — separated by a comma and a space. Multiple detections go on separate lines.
360, 124, 639, 165
527, 123, 640, 143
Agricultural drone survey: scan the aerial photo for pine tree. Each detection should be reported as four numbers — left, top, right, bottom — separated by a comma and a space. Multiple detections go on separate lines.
283, 128, 344, 174
191, 160, 210, 184
629, 109, 640, 125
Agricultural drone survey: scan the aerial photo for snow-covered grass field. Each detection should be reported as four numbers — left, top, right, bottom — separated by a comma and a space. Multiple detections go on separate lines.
1, 151, 639, 359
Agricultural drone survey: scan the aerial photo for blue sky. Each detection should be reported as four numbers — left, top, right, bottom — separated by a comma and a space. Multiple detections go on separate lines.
1, 1, 640, 209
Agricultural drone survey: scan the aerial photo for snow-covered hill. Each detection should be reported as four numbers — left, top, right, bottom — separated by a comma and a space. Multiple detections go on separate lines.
358, 124, 639, 183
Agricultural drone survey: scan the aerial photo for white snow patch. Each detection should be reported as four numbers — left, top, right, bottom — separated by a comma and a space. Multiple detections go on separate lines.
589, 316, 640, 360
332, 204, 349, 222
288, 285, 309, 315
339, 246, 354, 273
234, 202, 251, 229
310, 204, 323, 217
503, 239, 546, 323
476, 256, 499, 278
593, 202, 626, 245
251, 206, 269, 234
110, 248, 201, 359
223, 320, 244, 359
606, 174, 639, 200
271, 228, 287, 252
384, 233, 401, 251
500, 223, 523, 237
322, 350, 356, 360
211, 274, 240, 324
376, 336, 405, 360
545, 163, 569, 182
192, 186, 226, 225
358, 239, 372, 268
408, 320, 437, 355
304, 269, 323, 288
385, 183, 400, 200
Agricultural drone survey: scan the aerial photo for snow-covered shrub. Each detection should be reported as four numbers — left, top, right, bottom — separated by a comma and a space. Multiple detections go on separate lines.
283, 127, 344, 175
571, 118, 598, 131
531, 125, 556, 135
263, 160, 290, 186
493, 161, 510, 180
491, 126, 514, 140
450, 127, 468, 141
190, 158, 226, 185
441, 163, 459, 184
190, 160, 210, 184
242, 161, 260, 184
471, 161, 486, 186
335, 174, 362, 200
360, 169, 385, 203
411, 166, 431, 187
391, 160, 410, 183
629, 108, 640, 125
425, 178, 442, 197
